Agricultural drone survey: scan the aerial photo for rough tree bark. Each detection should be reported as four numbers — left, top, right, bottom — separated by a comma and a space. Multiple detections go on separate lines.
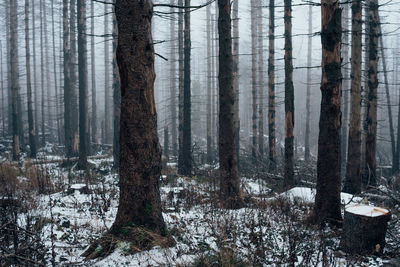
63, 0, 73, 158
304, 4, 312, 162
178, 0, 184, 172
70, 0, 79, 153
32, 0, 39, 144
343, 0, 363, 194
51, 0, 61, 144
268, 0, 276, 169
0, 41, 4, 137
232, 0, 240, 167
10, 0, 20, 160
284, 0, 295, 188
44, 0, 53, 135
182, 0, 192, 176
313, 0, 342, 224
77, 0, 88, 170
364, 0, 379, 186
25, 0, 37, 158
218, 0, 244, 209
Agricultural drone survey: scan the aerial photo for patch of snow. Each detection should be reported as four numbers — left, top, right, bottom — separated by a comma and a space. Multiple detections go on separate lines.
345, 204, 389, 217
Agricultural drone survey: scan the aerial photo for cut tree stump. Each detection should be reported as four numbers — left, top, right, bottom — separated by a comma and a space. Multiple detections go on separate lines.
341, 204, 391, 254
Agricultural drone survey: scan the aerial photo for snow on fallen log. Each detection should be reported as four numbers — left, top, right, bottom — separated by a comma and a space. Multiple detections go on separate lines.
341, 204, 391, 254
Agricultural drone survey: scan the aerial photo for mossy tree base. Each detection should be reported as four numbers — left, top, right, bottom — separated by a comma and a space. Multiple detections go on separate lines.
82, 226, 175, 260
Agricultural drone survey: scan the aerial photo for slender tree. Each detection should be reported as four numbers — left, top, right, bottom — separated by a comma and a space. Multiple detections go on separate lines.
257, 2, 264, 159
91, 0, 97, 144
343, 0, 363, 194
104, 3, 111, 144
77, 0, 88, 169
32, 0, 39, 143
44, 0, 53, 134
178, 0, 184, 171
70, 0, 79, 153
10, 0, 20, 160
314, 0, 342, 223
284, 0, 294, 188
268, 0, 276, 169
206, 4, 212, 163
170, 0, 177, 158
25, 0, 37, 158
0, 41, 4, 137
40, 0, 45, 145
112, 3, 121, 169
304, 4, 312, 162
364, 0, 379, 186
51, 0, 61, 144
250, 0, 258, 161
181, 0, 192, 175
218, 0, 244, 209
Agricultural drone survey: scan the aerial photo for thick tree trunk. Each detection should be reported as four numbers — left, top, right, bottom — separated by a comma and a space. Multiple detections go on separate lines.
10, 0, 20, 161
341, 1, 350, 177
257, 2, 264, 160
250, 0, 258, 162
232, 0, 240, 168
284, 0, 294, 188
364, 0, 379, 186
268, 0, 276, 170
314, 0, 342, 224
25, 0, 37, 158
112, 4, 121, 169
178, 0, 184, 172
111, 0, 167, 235
304, 4, 312, 162
70, 0, 79, 153
170, 0, 177, 159
91, 0, 97, 144
63, 0, 73, 158
343, 0, 363, 194
218, 0, 244, 209
77, 0, 88, 170
206, 4, 212, 164
104, 3, 111, 144
51, 0, 61, 145
181, 0, 192, 176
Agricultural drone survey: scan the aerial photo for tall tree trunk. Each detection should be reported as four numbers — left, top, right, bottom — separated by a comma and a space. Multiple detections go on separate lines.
178, 0, 184, 173
170, 0, 177, 158
377, 15, 395, 173
110, 0, 167, 235
257, 2, 264, 160
10, 0, 20, 160
206, 4, 212, 163
32, 0, 39, 144
364, 0, 379, 186
63, 0, 73, 157
6, 0, 12, 136
268, 0, 276, 169
304, 4, 312, 162
25, 0, 37, 158
77, 0, 88, 169
232, 0, 240, 167
0, 41, 4, 137
40, 0, 45, 145
343, 0, 363, 194
314, 0, 342, 224
51, 0, 61, 145
218, 0, 244, 209
44, 0, 53, 135
70, 0, 78, 153
90, 0, 97, 144
181, 0, 192, 176
284, 0, 294, 188
250, 0, 258, 162
104, 3, 111, 144
112, 3, 121, 169
341, 1, 350, 177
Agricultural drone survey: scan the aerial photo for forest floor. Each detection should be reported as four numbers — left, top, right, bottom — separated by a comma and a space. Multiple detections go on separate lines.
1, 145, 400, 266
